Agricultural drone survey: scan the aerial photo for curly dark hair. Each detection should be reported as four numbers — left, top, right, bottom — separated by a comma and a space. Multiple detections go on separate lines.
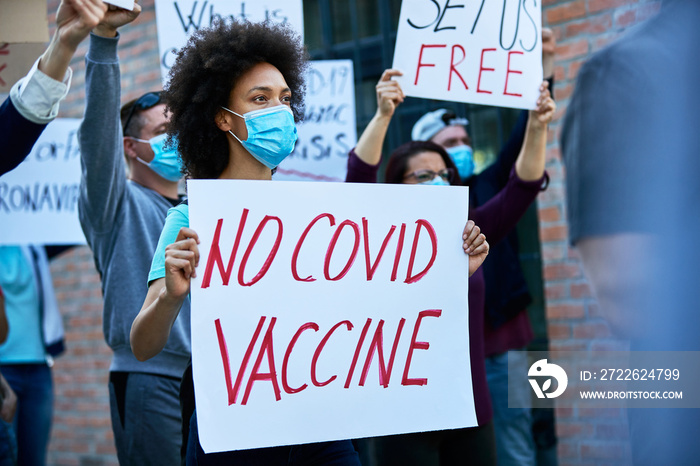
163, 20, 308, 179
384, 140, 459, 185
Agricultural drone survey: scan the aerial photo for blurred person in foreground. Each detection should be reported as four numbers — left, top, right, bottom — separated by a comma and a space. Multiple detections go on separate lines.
561, 0, 700, 464
0, 0, 106, 176
78, 1, 190, 463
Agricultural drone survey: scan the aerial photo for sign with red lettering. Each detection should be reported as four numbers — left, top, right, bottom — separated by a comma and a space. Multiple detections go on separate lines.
0, 119, 85, 245
275, 60, 356, 182
187, 179, 475, 453
392, 0, 542, 110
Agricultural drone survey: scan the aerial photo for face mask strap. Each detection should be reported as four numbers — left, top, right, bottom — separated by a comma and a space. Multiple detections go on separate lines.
126, 136, 150, 144
221, 106, 244, 119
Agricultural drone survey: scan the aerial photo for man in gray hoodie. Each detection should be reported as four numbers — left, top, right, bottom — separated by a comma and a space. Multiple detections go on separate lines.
78, 4, 190, 464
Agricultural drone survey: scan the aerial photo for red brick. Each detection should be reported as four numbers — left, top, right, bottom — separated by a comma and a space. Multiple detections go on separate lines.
554, 39, 589, 61
615, 9, 636, 28
573, 321, 611, 339
538, 205, 561, 223
571, 281, 593, 299
544, 263, 583, 280
548, 322, 572, 339
547, 303, 585, 319
588, 0, 637, 13
542, 244, 566, 261
567, 58, 586, 80
554, 82, 575, 101
564, 13, 613, 37
546, 0, 587, 24
540, 224, 568, 241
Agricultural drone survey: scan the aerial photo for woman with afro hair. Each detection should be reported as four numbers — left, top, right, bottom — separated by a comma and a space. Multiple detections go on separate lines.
129, 19, 363, 465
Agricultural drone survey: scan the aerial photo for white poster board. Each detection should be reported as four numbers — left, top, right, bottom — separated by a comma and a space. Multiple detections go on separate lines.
0, 119, 85, 245
392, 0, 542, 109
155, 0, 304, 83
276, 60, 356, 182
188, 179, 475, 453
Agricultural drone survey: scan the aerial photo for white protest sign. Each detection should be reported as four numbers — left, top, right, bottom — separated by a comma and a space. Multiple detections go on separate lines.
392, 0, 542, 110
0, 119, 85, 245
188, 179, 475, 453
276, 60, 356, 182
155, 0, 304, 83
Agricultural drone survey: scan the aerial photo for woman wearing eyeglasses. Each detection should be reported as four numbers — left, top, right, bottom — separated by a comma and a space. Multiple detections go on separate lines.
346, 70, 555, 465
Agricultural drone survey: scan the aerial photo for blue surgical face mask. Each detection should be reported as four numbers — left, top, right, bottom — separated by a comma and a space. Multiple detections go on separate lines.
132, 133, 184, 182
221, 105, 298, 169
446, 145, 475, 179
420, 175, 450, 186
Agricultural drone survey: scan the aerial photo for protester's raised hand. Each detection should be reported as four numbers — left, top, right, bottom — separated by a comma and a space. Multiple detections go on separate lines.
531, 81, 556, 127
376, 69, 405, 118
163, 227, 200, 301
56, 0, 107, 50
462, 220, 489, 277
542, 27, 556, 79
94, 0, 142, 37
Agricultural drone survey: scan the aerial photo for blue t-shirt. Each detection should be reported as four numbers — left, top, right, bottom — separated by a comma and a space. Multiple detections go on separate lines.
0, 246, 45, 363
148, 203, 190, 284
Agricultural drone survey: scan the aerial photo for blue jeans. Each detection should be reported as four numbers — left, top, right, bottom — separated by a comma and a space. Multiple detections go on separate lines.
0, 363, 53, 466
485, 351, 536, 466
186, 411, 360, 466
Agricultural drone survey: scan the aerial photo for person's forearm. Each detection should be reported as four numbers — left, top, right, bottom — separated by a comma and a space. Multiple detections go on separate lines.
131, 284, 186, 361
354, 111, 392, 166
37, 31, 77, 83
514, 117, 547, 181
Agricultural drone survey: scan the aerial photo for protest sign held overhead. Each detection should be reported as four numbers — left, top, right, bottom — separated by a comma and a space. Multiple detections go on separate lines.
155, 0, 304, 83
187, 179, 475, 453
275, 60, 357, 182
392, 0, 543, 110
0, 119, 85, 246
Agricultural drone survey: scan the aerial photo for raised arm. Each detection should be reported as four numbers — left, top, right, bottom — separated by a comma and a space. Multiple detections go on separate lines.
1, 0, 105, 176
514, 82, 555, 181
78, 3, 141, 233
39, 0, 106, 82
353, 69, 405, 166
131, 227, 199, 361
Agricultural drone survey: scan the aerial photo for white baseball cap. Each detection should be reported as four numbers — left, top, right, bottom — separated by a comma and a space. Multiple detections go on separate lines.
411, 109, 469, 141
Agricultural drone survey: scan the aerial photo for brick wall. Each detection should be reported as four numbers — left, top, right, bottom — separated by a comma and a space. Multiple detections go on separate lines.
540, 1, 661, 465
37, 0, 661, 464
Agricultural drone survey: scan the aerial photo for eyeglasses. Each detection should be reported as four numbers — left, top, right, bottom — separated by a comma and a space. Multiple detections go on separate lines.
403, 168, 455, 184
122, 92, 162, 135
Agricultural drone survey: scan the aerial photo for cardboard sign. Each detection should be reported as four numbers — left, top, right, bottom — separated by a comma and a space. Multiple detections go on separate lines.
392, 0, 543, 110
0, 0, 48, 44
0, 43, 47, 93
155, 0, 304, 83
188, 179, 475, 453
275, 60, 357, 182
0, 119, 86, 246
